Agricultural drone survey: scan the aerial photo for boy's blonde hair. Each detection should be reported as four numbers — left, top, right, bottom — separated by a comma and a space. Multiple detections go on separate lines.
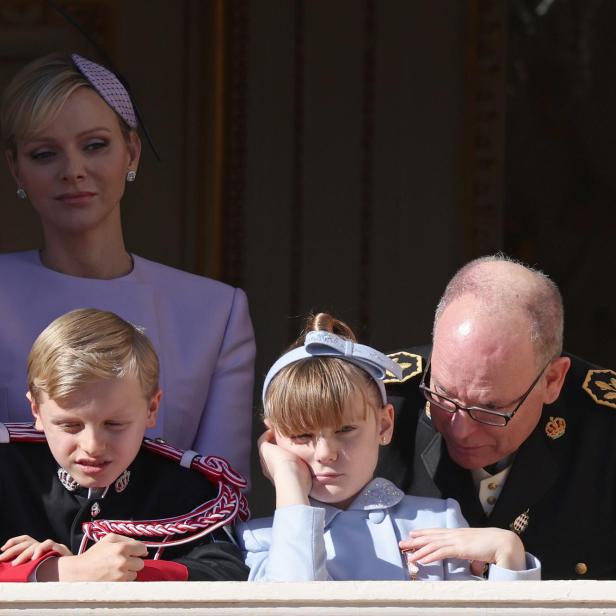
1, 52, 132, 156
28, 308, 159, 404
264, 313, 382, 437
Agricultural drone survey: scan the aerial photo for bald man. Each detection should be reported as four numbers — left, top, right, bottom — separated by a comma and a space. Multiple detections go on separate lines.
379, 255, 616, 580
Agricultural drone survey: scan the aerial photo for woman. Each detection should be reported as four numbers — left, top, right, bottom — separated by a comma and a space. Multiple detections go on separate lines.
0, 53, 255, 482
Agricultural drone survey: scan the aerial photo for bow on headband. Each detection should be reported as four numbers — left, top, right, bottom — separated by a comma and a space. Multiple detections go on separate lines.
262, 330, 403, 405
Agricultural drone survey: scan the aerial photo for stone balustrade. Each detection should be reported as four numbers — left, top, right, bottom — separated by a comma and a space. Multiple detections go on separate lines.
2, 580, 616, 614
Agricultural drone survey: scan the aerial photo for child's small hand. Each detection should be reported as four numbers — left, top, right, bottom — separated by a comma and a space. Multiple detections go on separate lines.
258, 428, 312, 507
0, 535, 72, 565
399, 527, 526, 572
38, 533, 148, 582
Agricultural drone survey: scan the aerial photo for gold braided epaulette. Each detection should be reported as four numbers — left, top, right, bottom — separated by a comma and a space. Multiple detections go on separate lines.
384, 351, 423, 384
582, 368, 616, 409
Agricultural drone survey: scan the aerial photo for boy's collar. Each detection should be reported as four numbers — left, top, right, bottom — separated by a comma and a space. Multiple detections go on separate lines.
56, 467, 131, 496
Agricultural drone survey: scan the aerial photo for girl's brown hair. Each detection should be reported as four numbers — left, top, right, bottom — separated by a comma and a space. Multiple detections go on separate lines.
264, 313, 382, 437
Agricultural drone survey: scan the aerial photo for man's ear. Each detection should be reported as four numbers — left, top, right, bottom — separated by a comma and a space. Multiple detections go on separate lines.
26, 391, 44, 431
542, 356, 571, 405
146, 389, 162, 428
378, 403, 395, 445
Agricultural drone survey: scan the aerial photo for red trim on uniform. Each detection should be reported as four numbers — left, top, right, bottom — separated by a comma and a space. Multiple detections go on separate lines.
4, 423, 250, 553
0, 551, 58, 582
136, 559, 188, 581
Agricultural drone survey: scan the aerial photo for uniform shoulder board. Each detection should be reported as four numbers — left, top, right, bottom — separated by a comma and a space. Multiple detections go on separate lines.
582, 368, 616, 410
384, 351, 423, 384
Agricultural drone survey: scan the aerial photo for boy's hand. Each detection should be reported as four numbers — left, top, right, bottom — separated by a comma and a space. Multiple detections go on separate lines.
258, 428, 312, 507
0, 535, 72, 565
38, 533, 148, 581
399, 527, 527, 572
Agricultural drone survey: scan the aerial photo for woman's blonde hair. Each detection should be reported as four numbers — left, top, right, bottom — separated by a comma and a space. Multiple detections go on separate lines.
1, 52, 132, 156
264, 313, 382, 437
28, 308, 159, 404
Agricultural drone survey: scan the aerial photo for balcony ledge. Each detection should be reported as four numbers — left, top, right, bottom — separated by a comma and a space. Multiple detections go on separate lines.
2, 580, 616, 614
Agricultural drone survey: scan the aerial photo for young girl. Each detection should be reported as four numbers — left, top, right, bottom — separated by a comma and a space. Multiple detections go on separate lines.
239, 314, 540, 581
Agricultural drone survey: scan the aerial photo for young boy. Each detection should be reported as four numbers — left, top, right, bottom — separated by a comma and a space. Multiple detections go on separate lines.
0, 308, 249, 582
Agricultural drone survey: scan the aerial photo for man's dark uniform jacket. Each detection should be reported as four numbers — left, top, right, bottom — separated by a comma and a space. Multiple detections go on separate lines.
378, 347, 616, 580
0, 438, 249, 582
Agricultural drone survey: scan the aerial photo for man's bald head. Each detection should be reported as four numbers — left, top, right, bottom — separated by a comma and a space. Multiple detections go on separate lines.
434, 255, 564, 366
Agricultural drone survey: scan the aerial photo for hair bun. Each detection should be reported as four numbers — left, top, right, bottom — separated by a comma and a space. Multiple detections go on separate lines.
308, 312, 357, 342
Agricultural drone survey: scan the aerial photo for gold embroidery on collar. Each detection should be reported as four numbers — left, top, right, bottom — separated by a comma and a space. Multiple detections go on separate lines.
384, 352, 423, 384
582, 369, 616, 410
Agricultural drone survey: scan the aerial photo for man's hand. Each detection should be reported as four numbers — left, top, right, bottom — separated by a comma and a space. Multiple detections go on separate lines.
0, 535, 72, 566
399, 527, 527, 572
37, 533, 148, 582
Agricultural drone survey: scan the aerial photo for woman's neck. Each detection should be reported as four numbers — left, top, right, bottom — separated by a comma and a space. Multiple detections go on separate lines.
40, 230, 133, 279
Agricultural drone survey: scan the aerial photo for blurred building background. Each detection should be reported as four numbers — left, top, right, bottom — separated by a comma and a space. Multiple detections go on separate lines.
1, 0, 614, 513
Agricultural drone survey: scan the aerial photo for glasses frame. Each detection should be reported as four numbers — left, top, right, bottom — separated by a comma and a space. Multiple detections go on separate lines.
419, 355, 552, 427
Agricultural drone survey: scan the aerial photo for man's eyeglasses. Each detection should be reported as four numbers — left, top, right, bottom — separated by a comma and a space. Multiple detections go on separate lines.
418, 356, 552, 427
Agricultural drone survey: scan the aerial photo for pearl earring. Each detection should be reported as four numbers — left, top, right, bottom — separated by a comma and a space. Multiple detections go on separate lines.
126, 170, 137, 182
16, 187, 27, 200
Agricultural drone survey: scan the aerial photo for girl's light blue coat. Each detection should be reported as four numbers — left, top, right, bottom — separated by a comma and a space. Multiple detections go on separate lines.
239, 478, 540, 581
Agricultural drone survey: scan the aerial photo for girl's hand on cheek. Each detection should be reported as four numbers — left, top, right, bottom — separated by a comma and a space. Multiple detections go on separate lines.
258, 428, 312, 507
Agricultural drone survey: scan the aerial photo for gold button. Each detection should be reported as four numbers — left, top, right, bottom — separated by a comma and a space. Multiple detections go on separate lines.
487, 482, 498, 490
487, 496, 497, 505
575, 563, 588, 576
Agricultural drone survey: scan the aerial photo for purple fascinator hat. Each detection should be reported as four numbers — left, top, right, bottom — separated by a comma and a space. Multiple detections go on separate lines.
71, 53, 138, 129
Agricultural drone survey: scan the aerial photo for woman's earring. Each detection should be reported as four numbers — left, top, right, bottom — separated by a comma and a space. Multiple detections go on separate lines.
126, 170, 137, 182
16, 187, 27, 200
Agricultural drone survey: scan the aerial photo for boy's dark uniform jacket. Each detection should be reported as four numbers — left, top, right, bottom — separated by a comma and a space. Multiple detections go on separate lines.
0, 438, 249, 582
378, 346, 616, 580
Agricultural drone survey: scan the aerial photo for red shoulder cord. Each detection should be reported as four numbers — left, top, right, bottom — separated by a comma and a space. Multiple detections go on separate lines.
3, 423, 250, 558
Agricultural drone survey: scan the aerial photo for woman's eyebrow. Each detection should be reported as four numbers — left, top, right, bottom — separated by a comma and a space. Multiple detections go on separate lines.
24, 126, 112, 144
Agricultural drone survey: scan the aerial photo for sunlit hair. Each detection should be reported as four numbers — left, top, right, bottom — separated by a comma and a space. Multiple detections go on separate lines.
28, 308, 159, 405
1, 52, 132, 156
264, 313, 382, 437
434, 253, 564, 366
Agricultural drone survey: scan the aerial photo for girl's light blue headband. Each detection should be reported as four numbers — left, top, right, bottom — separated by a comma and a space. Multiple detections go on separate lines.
262, 330, 403, 405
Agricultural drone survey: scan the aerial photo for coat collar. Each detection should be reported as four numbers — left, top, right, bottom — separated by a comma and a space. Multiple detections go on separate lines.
314, 477, 405, 527
487, 416, 559, 527
416, 409, 561, 527
56, 466, 131, 498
